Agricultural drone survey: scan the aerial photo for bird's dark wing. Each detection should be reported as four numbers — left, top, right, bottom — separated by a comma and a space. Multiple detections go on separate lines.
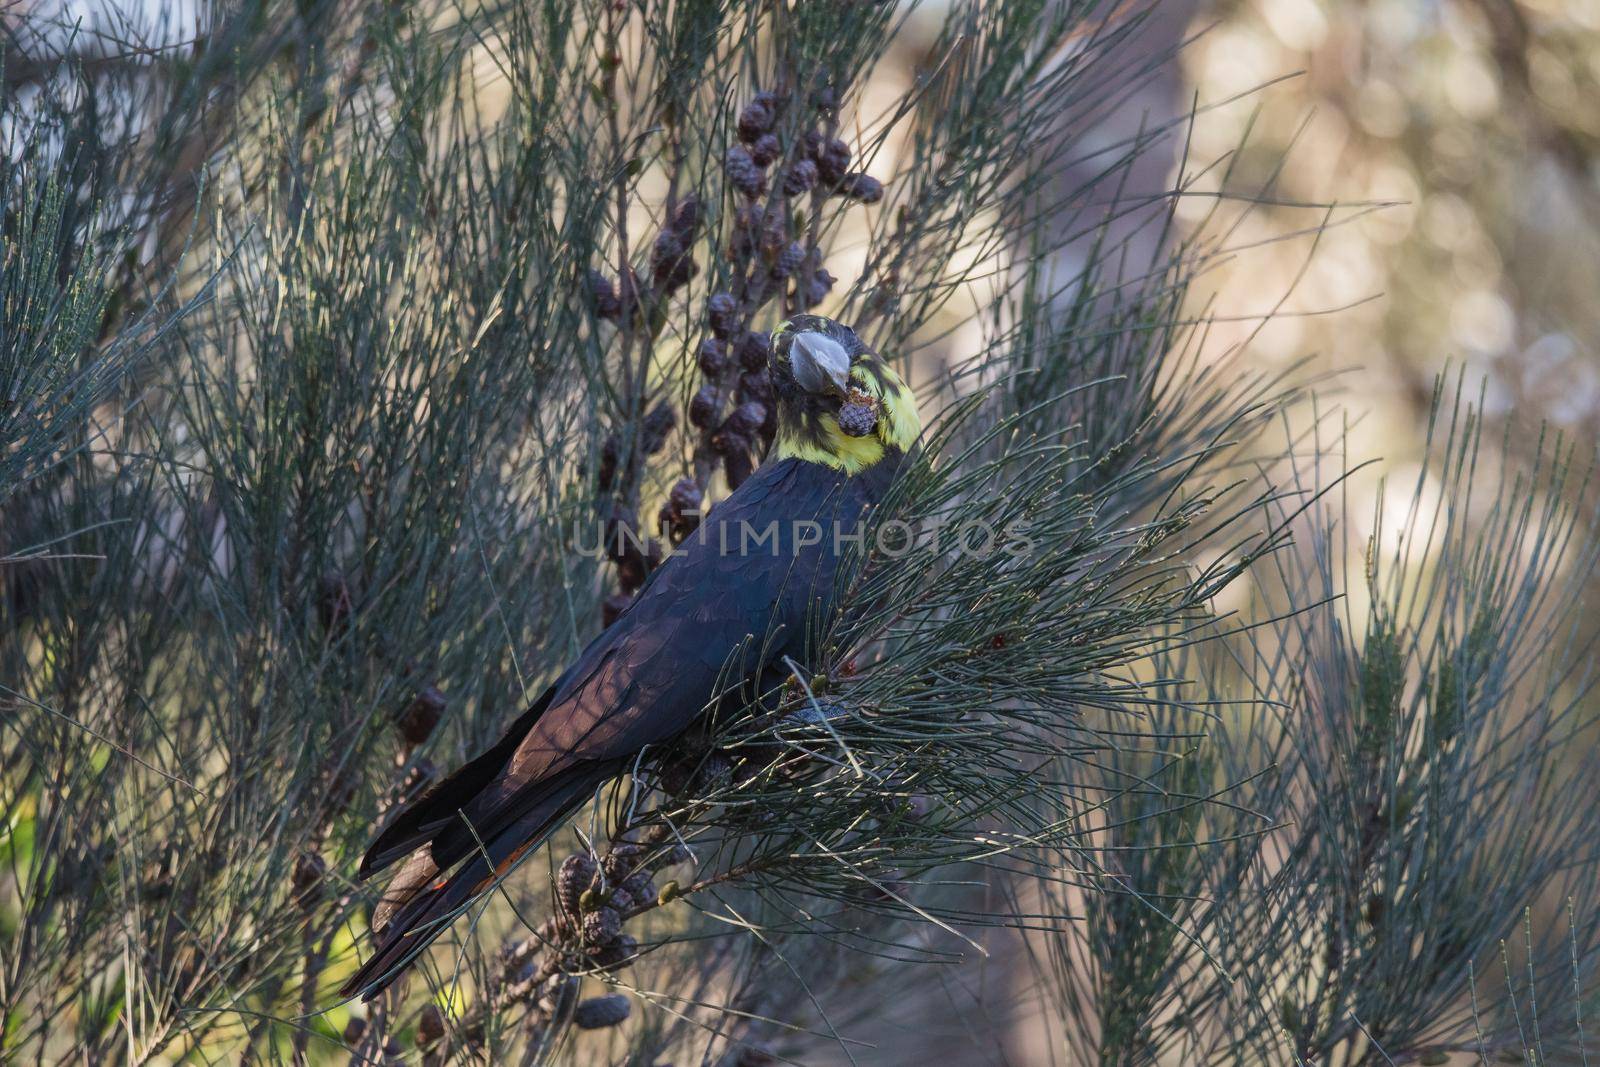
423, 456, 854, 872
356, 674, 570, 878
340, 456, 875, 1000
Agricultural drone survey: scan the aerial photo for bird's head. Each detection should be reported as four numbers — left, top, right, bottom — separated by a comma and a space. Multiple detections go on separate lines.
768, 314, 920, 474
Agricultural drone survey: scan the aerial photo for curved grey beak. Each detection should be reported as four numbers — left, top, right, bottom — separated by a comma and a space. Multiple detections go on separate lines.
789, 331, 851, 396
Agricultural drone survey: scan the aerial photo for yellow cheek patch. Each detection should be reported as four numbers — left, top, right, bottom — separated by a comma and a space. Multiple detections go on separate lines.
855, 363, 920, 454
772, 359, 921, 475
772, 404, 886, 473
794, 418, 889, 474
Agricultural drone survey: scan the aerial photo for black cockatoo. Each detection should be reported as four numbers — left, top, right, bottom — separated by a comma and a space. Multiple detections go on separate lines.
340, 314, 919, 999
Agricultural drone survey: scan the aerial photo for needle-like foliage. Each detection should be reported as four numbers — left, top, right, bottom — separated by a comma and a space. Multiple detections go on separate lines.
1033, 382, 1600, 1065
4, 1, 1599, 1065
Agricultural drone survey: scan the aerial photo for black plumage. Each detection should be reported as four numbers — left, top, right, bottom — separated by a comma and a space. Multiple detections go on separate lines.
339, 316, 914, 1000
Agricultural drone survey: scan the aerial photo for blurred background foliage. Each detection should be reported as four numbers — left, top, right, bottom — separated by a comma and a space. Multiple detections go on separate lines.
1182, 0, 1600, 454
4, 0, 1600, 1064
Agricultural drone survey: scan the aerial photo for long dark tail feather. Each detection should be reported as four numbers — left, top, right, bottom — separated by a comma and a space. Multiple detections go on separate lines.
358, 682, 560, 880
337, 770, 603, 1002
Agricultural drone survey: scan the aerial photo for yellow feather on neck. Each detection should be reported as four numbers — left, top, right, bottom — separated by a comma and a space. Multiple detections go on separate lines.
772, 360, 920, 474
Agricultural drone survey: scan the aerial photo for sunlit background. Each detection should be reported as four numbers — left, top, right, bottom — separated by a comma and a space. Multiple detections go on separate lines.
1182, 0, 1600, 464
